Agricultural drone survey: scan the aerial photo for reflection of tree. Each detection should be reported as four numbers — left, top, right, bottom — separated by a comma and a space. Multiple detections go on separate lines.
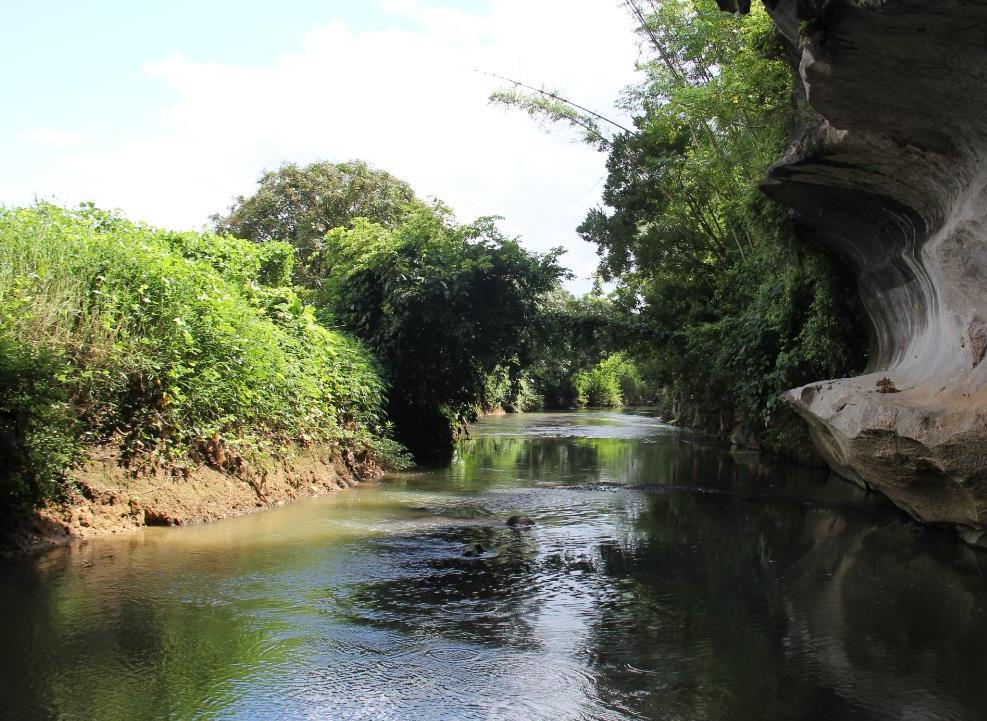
448, 432, 744, 491
0, 541, 298, 721
583, 490, 987, 721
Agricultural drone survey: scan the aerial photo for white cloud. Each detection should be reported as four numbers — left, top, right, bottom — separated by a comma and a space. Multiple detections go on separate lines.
18, 128, 82, 148
8, 0, 641, 291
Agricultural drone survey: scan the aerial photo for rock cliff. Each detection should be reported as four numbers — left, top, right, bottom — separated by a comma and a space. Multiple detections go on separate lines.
738, 0, 987, 544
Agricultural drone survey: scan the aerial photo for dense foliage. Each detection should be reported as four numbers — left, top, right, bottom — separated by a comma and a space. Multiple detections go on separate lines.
215, 161, 569, 462
0, 204, 403, 508
496, 0, 866, 452
482, 365, 539, 414
475, 287, 653, 412
314, 207, 565, 463
524, 287, 646, 409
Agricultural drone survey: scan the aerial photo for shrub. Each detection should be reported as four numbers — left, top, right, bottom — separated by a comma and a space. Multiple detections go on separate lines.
482, 365, 540, 413
573, 353, 646, 407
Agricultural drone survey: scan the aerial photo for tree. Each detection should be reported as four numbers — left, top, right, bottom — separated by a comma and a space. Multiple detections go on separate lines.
212, 160, 423, 285
315, 206, 566, 463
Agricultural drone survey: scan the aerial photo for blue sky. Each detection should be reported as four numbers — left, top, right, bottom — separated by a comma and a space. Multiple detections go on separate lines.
3, 1, 483, 165
1, 0, 639, 291
4, 1, 485, 134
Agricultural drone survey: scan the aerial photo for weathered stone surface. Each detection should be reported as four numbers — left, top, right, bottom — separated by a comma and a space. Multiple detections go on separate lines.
755, 0, 987, 544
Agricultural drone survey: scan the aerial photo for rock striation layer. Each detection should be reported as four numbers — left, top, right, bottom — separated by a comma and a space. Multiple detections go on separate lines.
745, 0, 987, 544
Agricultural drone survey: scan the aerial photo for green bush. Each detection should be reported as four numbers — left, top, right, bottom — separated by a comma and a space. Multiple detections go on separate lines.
573, 353, 646, 407
0, 340, 79, 506
0, 203, 405, 507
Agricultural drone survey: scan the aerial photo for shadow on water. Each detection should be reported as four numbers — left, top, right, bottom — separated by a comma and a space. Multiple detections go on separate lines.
1, 410, 986, 720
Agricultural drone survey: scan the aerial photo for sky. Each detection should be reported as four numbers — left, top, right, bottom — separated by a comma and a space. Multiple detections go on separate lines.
1, 0, 641, 292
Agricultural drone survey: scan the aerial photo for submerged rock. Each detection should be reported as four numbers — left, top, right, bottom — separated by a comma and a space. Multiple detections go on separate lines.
744, 0, 987, 543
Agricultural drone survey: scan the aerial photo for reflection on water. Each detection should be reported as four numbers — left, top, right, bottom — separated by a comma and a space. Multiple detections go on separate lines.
1, 410, 986, 720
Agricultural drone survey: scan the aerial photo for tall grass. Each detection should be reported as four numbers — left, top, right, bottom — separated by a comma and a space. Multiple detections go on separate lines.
0, 203, 404, 508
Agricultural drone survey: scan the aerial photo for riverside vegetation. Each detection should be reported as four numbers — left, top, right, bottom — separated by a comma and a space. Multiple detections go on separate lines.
0, 168, 647, 520
0, 203, 403, 512
1, 0, 870, 527
210, 161, 574, 463
2, 185, 623, 517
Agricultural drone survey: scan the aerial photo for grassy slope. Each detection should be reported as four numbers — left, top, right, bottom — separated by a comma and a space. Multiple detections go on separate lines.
0, 204, 405, 513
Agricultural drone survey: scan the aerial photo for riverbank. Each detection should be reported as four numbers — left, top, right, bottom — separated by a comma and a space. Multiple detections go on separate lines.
1, 443, 380, 557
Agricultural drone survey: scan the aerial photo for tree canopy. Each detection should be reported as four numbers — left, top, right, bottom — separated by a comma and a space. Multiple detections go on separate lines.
212, 160, 423, 285
214, 160, 571, 463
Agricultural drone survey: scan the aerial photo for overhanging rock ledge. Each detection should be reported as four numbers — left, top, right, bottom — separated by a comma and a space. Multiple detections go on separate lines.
739, 0, 987, 544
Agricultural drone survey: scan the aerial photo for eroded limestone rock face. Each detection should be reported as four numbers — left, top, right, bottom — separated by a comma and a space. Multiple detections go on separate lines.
752, 0, 987, 544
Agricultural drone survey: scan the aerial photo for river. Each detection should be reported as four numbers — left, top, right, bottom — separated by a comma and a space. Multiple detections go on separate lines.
2, 410, 986, 720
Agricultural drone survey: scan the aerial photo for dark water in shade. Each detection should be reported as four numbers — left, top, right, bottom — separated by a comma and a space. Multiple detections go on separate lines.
2, 411, 987, 721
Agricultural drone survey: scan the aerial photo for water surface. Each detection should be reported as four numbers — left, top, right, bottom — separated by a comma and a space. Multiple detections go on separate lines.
2, 410, 986, 720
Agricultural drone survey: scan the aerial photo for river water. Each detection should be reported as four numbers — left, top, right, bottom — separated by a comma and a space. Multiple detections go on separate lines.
2, 410, 986, 721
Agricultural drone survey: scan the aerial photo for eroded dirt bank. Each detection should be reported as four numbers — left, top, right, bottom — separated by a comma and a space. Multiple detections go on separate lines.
3, 444, 380, 556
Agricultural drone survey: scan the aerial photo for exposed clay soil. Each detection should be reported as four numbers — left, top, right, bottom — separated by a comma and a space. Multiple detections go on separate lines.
1, 443, 381, 557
